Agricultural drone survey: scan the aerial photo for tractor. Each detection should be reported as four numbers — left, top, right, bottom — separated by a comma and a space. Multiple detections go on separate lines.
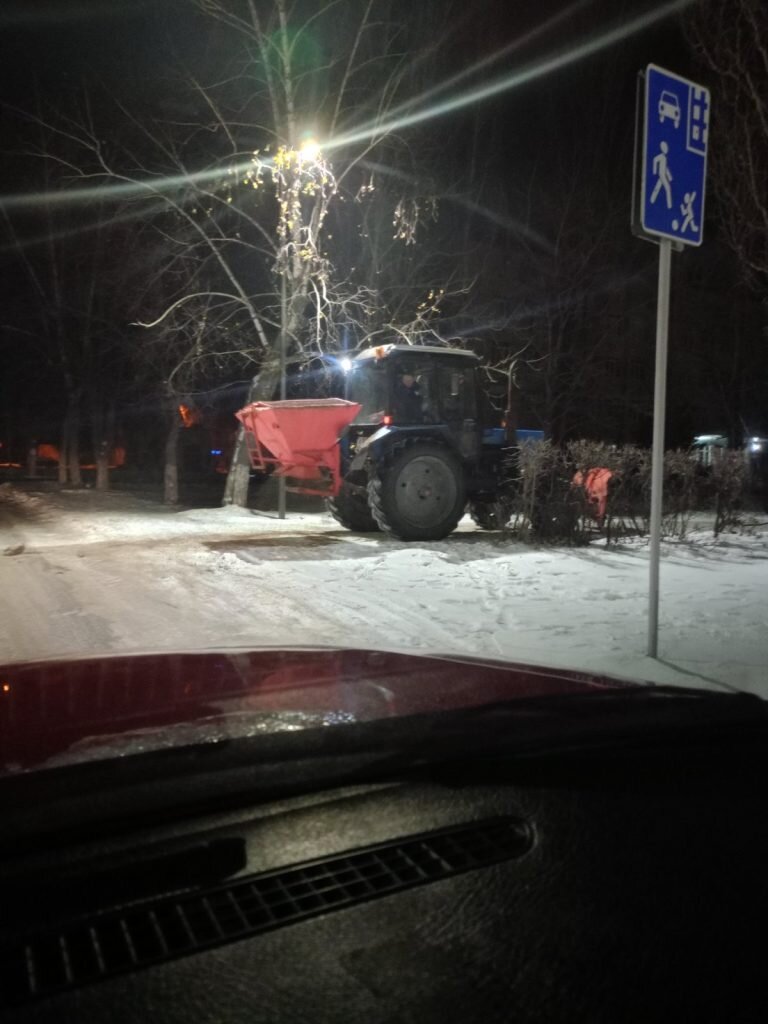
237, 344, 540, 541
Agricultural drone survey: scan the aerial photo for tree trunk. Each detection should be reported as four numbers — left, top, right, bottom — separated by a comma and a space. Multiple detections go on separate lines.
222, 432, 252, 507
68, 401, 83, 488
58, 411, 70, 485
222, 362, 281, 507
221, 272, 304, 509
92, 401, 114, 491
95, 441, 110, 491
27, 442, 38, 479
164, 408, 181, 505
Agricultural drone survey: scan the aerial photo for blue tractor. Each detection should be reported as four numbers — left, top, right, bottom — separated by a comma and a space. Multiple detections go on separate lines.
327, 344, 538, 541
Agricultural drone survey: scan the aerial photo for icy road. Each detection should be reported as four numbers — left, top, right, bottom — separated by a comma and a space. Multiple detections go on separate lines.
1, 485, 767, 696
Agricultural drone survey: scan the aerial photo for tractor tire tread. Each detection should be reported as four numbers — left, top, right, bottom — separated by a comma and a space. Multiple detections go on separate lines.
326, 482, 379, 532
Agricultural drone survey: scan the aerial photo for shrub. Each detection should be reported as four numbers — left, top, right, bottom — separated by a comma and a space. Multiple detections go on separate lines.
501, 442, 748, 543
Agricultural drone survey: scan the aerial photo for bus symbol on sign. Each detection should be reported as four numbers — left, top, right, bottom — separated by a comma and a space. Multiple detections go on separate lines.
641, 64, 710, 247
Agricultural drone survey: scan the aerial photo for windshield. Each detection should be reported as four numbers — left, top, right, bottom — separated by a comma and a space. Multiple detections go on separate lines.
1, 0, 767, 785
346, 360, 388, 424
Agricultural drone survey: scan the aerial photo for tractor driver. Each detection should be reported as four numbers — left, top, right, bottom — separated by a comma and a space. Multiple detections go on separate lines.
392, 369, 424, 423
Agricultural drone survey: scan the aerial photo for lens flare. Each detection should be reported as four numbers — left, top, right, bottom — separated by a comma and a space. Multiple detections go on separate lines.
0, 1, 694, 214
328, 0, 695, 152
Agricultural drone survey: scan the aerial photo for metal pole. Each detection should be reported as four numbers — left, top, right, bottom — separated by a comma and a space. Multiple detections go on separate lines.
647, 237, 672, 657
278, 274, 287, 520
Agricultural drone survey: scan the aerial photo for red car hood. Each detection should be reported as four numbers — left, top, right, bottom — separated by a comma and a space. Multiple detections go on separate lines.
0, 648, 638, 773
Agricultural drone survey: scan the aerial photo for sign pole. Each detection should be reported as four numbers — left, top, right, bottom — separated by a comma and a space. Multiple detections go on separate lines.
647, 237, 672, 658
638, 64, 709, 658
278, 273, 287, 520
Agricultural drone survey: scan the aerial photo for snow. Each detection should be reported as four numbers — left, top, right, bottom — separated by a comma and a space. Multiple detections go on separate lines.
1, 485, 767, 697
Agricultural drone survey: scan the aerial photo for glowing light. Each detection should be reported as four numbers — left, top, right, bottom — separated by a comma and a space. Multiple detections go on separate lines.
298, 138, 321, 163
0, 0, 694, 218
2, 683, 10, 693
178, 404, 201, 428
340, 357, 353, 373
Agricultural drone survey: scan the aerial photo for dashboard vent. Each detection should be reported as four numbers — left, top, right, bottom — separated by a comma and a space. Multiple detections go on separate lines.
0, 816, 530, 1007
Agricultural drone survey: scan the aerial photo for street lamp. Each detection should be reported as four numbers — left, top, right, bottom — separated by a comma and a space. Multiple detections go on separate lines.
298, 137, 321, 162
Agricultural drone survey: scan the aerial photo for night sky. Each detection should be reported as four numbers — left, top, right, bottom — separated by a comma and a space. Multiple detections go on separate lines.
2, 0, 762, 455
0, 1, 688, 182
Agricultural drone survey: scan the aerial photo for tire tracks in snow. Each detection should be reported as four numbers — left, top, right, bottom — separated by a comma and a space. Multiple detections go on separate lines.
191, 541, 511, 658
0, 552, 118, 661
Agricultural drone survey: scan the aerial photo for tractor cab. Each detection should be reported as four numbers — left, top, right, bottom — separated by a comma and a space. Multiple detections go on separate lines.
344, 344, 484, 459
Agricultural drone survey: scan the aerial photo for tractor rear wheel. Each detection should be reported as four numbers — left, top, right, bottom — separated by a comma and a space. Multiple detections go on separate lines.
326, 481, 380, 532
368, 442, 465, 541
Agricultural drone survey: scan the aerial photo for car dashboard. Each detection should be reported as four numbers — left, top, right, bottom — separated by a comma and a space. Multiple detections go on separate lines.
1, 730, 766, 1024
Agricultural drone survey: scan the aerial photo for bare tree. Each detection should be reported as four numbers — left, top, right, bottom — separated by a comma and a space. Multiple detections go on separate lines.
687, 0, 768, 292
188, 0, 461, 503
482, 41, 658, 443
137, 300, 215, 505
33, 1, 471, 504
0, 161, 127, 488
7, 0, 496, 506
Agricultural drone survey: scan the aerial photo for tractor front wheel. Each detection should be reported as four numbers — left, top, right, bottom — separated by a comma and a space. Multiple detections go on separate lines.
326, 481, 380, 532
368, 442, 465, 541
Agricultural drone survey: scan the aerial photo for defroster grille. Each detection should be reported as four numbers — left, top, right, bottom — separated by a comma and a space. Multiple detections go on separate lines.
0, 816, 531, 1007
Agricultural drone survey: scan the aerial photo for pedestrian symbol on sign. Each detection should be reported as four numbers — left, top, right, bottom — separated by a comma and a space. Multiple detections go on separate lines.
672, 192, 698, 234
650, 141, 673, 209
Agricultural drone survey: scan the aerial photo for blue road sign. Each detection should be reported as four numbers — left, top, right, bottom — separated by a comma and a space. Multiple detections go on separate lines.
641, 64, 710, 247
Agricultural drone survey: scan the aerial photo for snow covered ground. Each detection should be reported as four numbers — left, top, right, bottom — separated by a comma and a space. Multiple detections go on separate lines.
1, 484, 766, 696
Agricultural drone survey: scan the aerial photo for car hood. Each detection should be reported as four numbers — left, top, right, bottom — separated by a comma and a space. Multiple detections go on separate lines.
0, 647, 638, 773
